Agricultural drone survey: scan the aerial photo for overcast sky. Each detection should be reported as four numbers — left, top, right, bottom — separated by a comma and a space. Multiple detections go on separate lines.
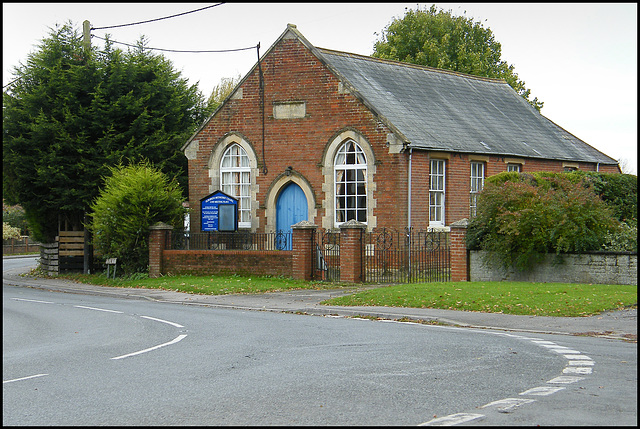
3, 3, 637, 174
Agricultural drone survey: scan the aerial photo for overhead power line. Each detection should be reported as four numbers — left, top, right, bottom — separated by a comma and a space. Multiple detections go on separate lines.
91, 3, 225, 30
91, 34, 257, 54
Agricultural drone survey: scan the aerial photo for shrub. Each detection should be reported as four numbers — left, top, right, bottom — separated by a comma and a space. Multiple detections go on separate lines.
89, 161, 185, 275
602, 221, 638, 252
468, 172, 619, 272
2, 203, 30, 236
3, 222, 21, 240
572, 171, 637, 223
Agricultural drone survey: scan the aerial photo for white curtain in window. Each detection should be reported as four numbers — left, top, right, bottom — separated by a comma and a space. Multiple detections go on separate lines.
220, 144, 251, 225
334, 140, 367, 225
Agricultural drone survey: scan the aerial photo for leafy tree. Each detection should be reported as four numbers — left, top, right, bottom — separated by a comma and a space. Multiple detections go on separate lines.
467, 172, 619, 272
207, 74, 241, 111
3, 22, 210, 242
89, 160, 185, 275
373, 4, 543, 111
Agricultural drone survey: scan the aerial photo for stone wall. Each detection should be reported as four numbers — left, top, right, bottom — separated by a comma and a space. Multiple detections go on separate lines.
470, 251, 637, 285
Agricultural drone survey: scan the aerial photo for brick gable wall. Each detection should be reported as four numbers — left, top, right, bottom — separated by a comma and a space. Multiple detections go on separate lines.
186, 36, 409, 232
185, 34, 620, 233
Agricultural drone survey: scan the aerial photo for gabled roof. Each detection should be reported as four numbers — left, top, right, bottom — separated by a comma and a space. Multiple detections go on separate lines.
314, 47, 616, 164
184, 24, 617, 166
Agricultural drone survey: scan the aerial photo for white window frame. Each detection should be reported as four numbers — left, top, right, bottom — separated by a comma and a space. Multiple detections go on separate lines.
429, 159, 446, 227
334, 139, 367, 226
470, 161, 485, 217
220, 144, 251, 228
507, 163, 521, 172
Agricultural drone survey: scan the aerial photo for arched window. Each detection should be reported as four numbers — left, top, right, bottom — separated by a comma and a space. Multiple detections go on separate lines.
334, 139, 367, 224
220, 144, 251, 227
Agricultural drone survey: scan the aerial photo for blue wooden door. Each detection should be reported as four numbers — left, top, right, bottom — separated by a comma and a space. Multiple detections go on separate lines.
276, 182, 308, 250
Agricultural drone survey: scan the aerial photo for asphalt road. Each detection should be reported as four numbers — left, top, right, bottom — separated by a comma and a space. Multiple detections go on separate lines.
3, 257, 637, 425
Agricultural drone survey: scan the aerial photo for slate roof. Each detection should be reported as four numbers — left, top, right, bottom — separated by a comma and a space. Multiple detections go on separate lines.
184, 24, 617, 166
314, 48, 617, 165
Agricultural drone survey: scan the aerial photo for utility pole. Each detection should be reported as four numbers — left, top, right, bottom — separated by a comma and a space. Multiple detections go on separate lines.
83, 19, 92, 274
83, 20, 91, 54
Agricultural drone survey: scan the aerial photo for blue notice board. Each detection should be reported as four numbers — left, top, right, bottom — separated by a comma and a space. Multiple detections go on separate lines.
201, 191, 238, 232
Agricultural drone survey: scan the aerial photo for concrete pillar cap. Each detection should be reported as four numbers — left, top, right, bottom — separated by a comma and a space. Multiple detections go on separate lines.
291, 220, 317, 229
149, 222, 174, 230
450, 218, 469, 228
339, 219, 367, 229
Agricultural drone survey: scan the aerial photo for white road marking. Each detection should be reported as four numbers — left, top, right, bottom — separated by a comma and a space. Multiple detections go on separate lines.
73, 305, 123, 314
419, 413, 485, 426
549, 348, 581, 354
111, 334, 187, 360
563, 366, 593, 375
3, 373, 48, 384
568, 360, 594, 366
139, 315, 184, 328
481, 398, 535, 412
563, 354, 592, 360
548, 376, 585, 384
519, 386, 566, 396
11, 297, 54, 304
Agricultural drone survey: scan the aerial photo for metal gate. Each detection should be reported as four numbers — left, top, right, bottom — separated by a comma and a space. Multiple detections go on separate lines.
313, 229, 340, 281
364, 227, 450, 283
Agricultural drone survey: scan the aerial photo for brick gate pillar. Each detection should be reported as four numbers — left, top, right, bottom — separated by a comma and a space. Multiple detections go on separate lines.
149, 222, 173, 278
291, 221, 317, 281
339, 220, 366, 283
449, 218, 469, 282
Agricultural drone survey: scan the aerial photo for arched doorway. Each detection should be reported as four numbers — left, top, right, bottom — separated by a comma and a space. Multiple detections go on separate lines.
276, 182, 308, 250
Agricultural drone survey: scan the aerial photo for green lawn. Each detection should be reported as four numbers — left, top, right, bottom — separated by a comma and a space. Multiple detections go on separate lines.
323, 282, 637, 317
57, 272, 353, 295
53, 271, 636, 317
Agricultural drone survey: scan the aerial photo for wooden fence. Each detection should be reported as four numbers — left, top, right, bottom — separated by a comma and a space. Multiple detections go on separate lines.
2, 236, 41, 255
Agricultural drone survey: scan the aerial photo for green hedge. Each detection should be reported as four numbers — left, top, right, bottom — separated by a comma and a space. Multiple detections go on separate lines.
467, 171, 637, 272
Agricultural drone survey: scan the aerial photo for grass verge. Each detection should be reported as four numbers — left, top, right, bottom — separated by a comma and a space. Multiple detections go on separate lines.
50, 271, 636, 317
54, 271, 353, 295
324, 282, 637, 317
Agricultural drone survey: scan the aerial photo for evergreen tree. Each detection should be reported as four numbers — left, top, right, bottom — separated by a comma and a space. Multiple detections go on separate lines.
3, 22, 209, 242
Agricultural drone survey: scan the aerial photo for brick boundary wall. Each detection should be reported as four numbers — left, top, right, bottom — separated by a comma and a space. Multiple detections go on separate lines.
449, 219, 469, 282
149, 222, 174, 278
339, 220, 366, 283
291, 221, 317, 280
162, 250, 293, 277
470, 251, 637, 285
148, 220, 470, 283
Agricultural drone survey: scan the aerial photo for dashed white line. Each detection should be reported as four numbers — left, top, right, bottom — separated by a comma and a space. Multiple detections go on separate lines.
11, 298, 54, 304
519, 386, 566, 396
549, 348, 582, 354
140, 315, 184, 328
481, 398, 535, 412
563, 366, 593, 375
548, 376, 585, 384
419, 413, 485, 426
73, 305, 123, 314
568, 360, 594, 366
111, 334, 187, 360
563, 354, 592, 360
3, 373, 48, 384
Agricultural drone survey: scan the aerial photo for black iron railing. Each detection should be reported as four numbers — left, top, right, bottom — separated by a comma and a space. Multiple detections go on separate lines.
364, 227, 450, 283
169, 230, 291, 251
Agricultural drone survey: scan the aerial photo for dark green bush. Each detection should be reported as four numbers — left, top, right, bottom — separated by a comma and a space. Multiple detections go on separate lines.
89, 161, 185, 275
577, 171, 637, 223
468, 172, 621, 272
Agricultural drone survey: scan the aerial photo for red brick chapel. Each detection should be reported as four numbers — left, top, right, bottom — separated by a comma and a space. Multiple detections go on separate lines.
181, 24, 620, 237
